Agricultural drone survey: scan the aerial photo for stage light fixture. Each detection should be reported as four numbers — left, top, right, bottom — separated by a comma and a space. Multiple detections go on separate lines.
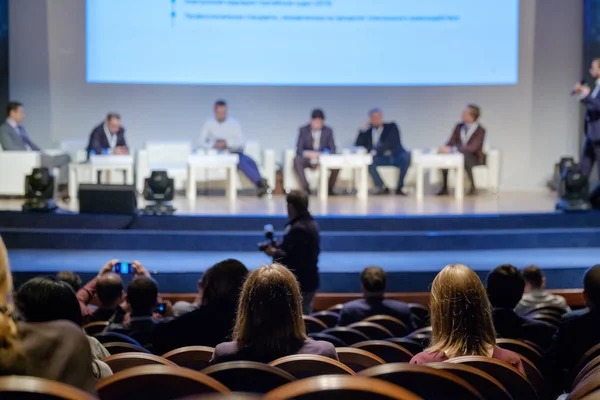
143, 170, 175, 215
555, 161, 591, 212
22, 168, 57, 212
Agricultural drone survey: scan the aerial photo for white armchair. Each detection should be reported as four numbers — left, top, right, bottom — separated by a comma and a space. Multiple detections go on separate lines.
136, 141, 192, 192
0, 146, 41, 195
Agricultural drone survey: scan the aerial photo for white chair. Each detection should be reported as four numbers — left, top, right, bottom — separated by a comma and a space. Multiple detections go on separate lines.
60, 139, 88, 163
136, 141, 192, 192
0, 146, 41, 195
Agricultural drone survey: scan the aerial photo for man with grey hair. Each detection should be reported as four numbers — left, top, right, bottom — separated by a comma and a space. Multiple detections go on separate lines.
355, 108, 410, 195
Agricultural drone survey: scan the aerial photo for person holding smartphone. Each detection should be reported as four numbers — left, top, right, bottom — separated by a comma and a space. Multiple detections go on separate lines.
76, 259, 124, 323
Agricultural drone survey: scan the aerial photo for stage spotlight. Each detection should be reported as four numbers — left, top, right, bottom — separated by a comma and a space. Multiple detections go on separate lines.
555, 161, 591, 211
143, 170, 175, 215
22, 168, 57, 212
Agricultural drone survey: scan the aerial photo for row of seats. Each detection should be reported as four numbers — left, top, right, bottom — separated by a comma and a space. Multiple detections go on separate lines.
0, 139, 501, 195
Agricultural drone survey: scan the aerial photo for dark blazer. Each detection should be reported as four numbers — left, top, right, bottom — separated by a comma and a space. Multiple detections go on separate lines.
274, 214, 320, 293
152, 301, 238, 355
211, 339, 338, 364
410, 347, 525, 375
355, 123, 405, 156
296, 124, 336, 156
583, 90, 600, 141
447, 123, 486, 164
553, 308, 600, 374
86, 122, 127, 155
492, 308, 556, 350
108, 315, 157, 346
338, 297, 416, 331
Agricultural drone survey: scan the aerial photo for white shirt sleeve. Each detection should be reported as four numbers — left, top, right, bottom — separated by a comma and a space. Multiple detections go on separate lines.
198, 120, 215, 149
226, 120, 245, 152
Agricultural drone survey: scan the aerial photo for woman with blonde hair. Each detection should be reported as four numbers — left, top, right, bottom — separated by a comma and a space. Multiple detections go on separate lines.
0, 236, 96, 392
410, 264, 525, 374
211, 263, 337, 363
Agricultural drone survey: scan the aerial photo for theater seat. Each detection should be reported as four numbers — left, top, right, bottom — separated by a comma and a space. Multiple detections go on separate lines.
0, 375, 96, 400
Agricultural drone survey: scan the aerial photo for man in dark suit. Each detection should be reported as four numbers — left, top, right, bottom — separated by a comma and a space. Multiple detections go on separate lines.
487, 264, 556, 350
573, 59, 600, 178
438, 104, 486, 196
86, 113, 128, 157
0, 101, 71, 188
294, 109, 338, 195
263, 190, 320, 314
338, 266, 416, 331
553, 265, 600, 382
355, 108, 411, 195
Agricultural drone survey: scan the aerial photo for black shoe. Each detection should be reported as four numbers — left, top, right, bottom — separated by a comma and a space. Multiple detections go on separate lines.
256, 179, 270, 198
395, 188, 408, 196
437, 188, 449, 196
370, 186, 390, 195
328, 189, 339, 196
302, 187, 313, 196
467, 188, 478, 196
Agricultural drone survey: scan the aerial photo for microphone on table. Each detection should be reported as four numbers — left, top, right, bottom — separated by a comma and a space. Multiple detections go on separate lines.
571, 80, 588, 96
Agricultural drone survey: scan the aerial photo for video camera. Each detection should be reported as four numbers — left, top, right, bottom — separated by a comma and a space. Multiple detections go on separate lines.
258, 224, 277, 251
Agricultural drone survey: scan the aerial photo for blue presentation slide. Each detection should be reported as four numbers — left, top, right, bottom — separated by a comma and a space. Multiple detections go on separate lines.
86, 0, 519, 86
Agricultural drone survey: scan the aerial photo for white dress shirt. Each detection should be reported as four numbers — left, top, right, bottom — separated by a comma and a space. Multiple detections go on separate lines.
198, 117, 245, 152
462, 123, 478, 143
592, 78, 600, 99
372, 125, 383, 147
103, 123, 118, 149
312, 129, 321, 150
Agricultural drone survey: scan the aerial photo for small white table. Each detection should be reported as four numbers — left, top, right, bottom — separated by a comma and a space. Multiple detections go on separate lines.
187, 153, 240, 201
89, 154, 135, 184
413, 152, 464, 200
68, 163, 92, 200
319, 153, 373, 201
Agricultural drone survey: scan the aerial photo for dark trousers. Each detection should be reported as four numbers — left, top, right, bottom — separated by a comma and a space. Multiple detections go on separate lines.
441, 152, 483, 190
369, 151, 411, 189
580, 138, 600, 178
294, 155, 339, 191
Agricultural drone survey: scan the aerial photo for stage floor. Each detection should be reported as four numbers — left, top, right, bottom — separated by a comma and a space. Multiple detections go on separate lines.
0, 190, 557, 216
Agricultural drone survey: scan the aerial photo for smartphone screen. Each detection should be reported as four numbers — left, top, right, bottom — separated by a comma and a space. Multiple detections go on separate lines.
156, 303, 166, 315
114, 262, 132, 274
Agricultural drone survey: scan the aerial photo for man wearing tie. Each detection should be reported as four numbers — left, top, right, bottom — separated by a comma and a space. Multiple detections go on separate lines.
0, 101, 71, 188
86, 113, 128, 156
573, 58, 600, 178
355, 108, 411, 196
294, 109, 339, 195
438, 104, 486, 196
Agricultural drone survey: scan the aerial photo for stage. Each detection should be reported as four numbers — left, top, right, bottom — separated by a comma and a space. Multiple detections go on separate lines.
1, 191, 598, 293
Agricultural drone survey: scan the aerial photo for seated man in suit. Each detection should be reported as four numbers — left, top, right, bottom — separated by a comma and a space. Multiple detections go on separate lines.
355, 108, 411, 196
198, 100, 269, 197
515, 265, 571, 316
553, 265, 600, 381
438, 104, 486, 196
86, 113, 128, 156
0, 101, 71, 194
487, 264, 556, 350
294, 109, 338, 195
338, 266, 416, 331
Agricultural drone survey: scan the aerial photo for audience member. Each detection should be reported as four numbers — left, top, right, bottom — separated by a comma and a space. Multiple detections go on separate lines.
554, 265, 600, 377
487, 264, 556, 350
77, 260, 125, 324
410, 264, 525, 374
16, 277, 112, 380
515, 265, 571, 316
56, 271, 82, 292
0, 237, 95, 392
152, 259, 248, 355
211, 264, 337, 364
108, 264, 161, 345
338, 266, 416, 330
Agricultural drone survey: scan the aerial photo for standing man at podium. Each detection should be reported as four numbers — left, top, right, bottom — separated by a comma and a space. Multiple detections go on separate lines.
86, 113, 128, 156
198, 100, 269, 197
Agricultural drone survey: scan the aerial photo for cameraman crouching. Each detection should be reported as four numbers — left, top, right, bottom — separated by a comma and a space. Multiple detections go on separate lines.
263, 190, 320, 314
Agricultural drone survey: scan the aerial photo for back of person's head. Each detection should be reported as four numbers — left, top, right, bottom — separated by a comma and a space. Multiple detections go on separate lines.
201, 259, 248, 307
584, 265, 600, 309
56, 271, 82, 292
0, 238, 27, 374
96, 273, 124, 309
360, 266, 387, 296
233, 264, 307, 358
127, 276, 158, 316
522, 265, 544, 292
16, 277, 83, 326
487, 264, 525, 309
286, 190, 310, 218
429, 264, 496, 357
